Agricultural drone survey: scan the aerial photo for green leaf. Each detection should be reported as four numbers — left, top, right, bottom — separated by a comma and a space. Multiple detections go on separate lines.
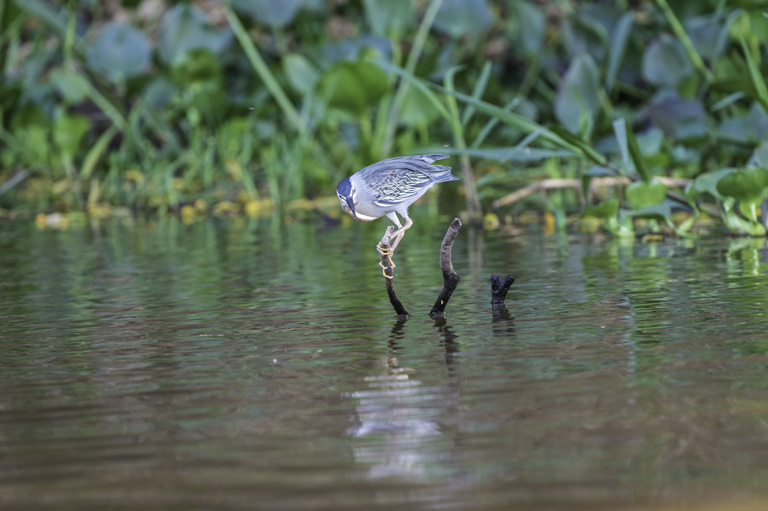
688, 167, 735, 203
53, 114, 91, 158
158, 4, 232, 65
399, 85, 442, 126
716, 167, 768, 203
375, 58, 607, 164
647, 95, 708, 141
606, 12, 634, 93
49, 69, 88, 103
434, 0, 493, 38
85, 22, 151, 83
613, 118, 630, 170
724, 210, 766, 235
171, 48, 223, 88
582, 198, 619, 219
626, 179, 668, 209
509, 1, 545, 55
641, 34, 694, 87
748, 143, 768, 168
740, 36, 768, 112
584, 165, 616, 177
555, 53, 601, 135
320, 59, 388, 116
612, 118, 649, 181
232, 0, 306, 27
362, 0, 414, 37
653, 0, 711, 81
420, 147, 575, 162
225, 6, 304, 133
80, 126, 118, 180
461, 61, 492, 127
719, 103, 768, 143
13, 0, 69, 42
546, 125, 607, 165
622, 202, 672, 221
282, 54, 320, 95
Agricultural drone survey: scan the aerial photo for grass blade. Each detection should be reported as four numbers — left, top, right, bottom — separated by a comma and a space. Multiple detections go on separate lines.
654, 0, 713, 82
224, 5, 305, 133
381, 0, 444, 154
613, 118, 650, 182
444, 65, 481, 219
740, 36, 768, 113
461, 61, 492, 127
80, 125, 118, 180
378, 59, 607, 165
373, 59, 451, 121
13, 0, 69, 42
436, 84, 601, 161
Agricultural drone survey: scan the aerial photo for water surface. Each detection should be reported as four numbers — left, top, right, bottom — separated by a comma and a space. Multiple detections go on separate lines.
2, 214, 768, 510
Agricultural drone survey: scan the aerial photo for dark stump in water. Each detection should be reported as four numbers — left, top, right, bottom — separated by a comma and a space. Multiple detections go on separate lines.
429, 218, 462, 318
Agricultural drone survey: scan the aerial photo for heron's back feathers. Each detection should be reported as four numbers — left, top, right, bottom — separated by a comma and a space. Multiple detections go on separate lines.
348, 154, 458, 211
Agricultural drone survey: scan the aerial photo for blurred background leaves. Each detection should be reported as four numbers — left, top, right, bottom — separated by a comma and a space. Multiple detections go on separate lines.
1, 0, 768, 236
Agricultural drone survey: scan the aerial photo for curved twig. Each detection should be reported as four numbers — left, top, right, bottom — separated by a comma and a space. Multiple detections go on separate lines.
430, 218, 462, 318
378, 226, 409, 317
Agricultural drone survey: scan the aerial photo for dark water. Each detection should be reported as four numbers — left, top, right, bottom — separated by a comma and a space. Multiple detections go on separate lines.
2, 213, 768, 510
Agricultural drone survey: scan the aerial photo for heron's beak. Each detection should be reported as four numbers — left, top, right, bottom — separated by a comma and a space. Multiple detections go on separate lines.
345, 196, 358, 221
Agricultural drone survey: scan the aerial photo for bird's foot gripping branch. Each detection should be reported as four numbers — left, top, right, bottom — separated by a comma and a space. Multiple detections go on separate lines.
376, 241, 396, 279
376, 219, 464, 319
377, 219, 516, 320
377, 226, 408, 317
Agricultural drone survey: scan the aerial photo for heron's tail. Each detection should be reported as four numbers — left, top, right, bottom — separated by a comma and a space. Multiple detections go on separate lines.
418, 154, 450, 164
416, 154, 458, 182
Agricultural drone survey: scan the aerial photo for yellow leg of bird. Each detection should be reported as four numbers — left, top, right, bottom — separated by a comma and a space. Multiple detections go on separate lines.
389, 216, 412, 251
376, 242, 396, 279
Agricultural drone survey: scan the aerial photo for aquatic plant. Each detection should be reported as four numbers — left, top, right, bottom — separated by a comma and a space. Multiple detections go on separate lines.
1, 0, 768, 236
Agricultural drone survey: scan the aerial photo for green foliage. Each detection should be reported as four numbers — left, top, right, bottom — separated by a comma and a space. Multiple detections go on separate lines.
555, 54, 601, 136
0, 0, 768, 238
320, 57, 388, 116
85, 22, 152, 83
716, 167, 768, 204
626, 180, 668, 210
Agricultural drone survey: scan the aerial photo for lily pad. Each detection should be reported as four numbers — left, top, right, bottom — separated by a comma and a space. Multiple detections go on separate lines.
363, 0, 413, 37
53, 114, 91, 158
582, 198, 619, 219
621, 202, 672, 221
158, 4, 232, 66
555, 54, 601, 135
86, 22, 151, 83
319, 58, 388, 116
433, 0, 493, 38
232, 0, 306, 27
716, 167, 768, 203
282, 54, 320, 95
642, 34, 694, 87
626, 179, 668, 209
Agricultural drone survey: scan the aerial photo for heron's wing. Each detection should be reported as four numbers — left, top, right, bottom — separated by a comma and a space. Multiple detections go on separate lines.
368, 167, 433, 207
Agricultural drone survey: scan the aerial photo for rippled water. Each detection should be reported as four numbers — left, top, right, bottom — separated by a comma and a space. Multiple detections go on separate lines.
2, 214, 768, 510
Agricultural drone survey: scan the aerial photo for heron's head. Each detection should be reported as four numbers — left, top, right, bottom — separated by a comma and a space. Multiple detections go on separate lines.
336, 177, 357, 221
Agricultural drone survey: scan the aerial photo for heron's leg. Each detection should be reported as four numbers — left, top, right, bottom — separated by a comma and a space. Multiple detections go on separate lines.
390, 215, 412, 251
378, 211, 404, 252
375, 212, 404, 277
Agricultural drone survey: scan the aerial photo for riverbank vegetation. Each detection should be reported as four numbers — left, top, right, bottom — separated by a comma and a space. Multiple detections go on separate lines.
2, 0, 768, 236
